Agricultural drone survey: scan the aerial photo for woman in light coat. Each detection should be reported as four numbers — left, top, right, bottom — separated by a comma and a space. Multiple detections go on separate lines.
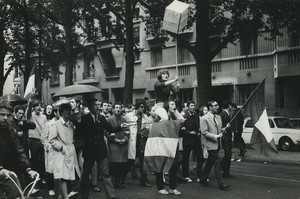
49, 103, 80, 199
41, 108, 60, 196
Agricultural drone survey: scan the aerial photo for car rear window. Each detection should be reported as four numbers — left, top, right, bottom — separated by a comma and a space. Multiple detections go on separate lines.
245, 119, 253, 127
274, 118, 294, 128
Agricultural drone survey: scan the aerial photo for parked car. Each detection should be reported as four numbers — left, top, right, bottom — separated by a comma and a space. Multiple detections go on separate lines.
242, 116, 300, 151
289, 118, 300, 129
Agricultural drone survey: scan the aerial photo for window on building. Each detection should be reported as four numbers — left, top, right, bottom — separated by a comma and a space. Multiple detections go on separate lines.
238, 84, 258, 105
113, 88, 124, 103
289, 33, 300, 47
134, 25, 140, 61
297, 82, 300, 108
85, 15, 95, 42
275, 80, 285, 108
240, 33, 257, 55
99, 48, 117, 76
100, 3, 111, 38
178, 44, 191, 64
50, 68, 60, 86
83, 46, 96, 79
133, 7, 140, 21
14, 66, 20, 79
178, 88, 193, 105
151, 47, 162, 67
210, 36, 222, 59
101, 89, 109, 102
13, 83, 20, 95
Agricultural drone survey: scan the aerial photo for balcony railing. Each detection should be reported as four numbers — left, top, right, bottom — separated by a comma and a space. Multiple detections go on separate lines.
239, 57, 258, 70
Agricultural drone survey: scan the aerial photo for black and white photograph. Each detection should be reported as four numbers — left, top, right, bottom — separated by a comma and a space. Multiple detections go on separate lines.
0, 0, 300, 198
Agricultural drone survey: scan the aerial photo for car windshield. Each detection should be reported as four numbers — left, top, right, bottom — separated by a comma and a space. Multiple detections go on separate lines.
274, 118, 295, 129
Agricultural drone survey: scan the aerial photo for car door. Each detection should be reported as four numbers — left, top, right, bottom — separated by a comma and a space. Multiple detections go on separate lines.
242, 117, 253, 144
268, 119, 278, 144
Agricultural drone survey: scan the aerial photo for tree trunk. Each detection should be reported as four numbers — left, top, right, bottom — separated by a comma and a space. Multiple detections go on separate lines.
123, 0, 135, 106
23, 0, 32, 89
195, 0, 212, 106
0, 29, 5, 96
63, 0, 74, 86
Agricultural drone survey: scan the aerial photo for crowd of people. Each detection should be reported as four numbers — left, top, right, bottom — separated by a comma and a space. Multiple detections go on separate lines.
0, 69, 246, 199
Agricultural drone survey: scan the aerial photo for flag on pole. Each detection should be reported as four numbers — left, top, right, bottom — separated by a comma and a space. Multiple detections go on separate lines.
24, 62, 39, 99
143, 120, 181, 173
246, 78, 278, 157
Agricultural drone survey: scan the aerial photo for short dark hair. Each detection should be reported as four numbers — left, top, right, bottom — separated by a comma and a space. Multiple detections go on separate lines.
231, 103, 237, 109
157, 69, 169, 81
14, 105, 25, 113
187, 101, 195, 107
0, 100, 13, 113
113, 102, 122, 109
71, 97, 81, 104
207, 100, 216, 109
59, 103, 71, 115
135, 101, 145, 109
32, 100, 42, 108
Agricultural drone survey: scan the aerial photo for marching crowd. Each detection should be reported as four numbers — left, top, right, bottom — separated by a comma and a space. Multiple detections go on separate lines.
0, 69, 246, 199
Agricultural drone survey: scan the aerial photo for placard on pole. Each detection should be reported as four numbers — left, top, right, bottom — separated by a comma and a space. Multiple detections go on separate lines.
162, 0, 190, 86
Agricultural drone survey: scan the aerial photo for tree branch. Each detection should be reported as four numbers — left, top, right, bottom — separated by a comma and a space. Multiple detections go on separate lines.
137, 0, 163, 17
210, 25, 237, 60
36, 2, 63, 25
177, 35, 196, 57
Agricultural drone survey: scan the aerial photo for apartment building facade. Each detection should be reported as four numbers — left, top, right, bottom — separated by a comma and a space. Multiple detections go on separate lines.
41, 8, 300, 118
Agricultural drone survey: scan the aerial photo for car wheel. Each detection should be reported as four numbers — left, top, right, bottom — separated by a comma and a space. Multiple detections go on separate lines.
279, 137, 293, 151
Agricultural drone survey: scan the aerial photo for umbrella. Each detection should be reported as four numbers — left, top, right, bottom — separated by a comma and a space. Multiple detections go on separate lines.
0, 94, 27, 106
52, 98, 70, 107
53, 84, 102, 97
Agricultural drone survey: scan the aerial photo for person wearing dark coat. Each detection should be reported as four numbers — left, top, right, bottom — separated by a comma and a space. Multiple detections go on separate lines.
11, 105, 36, 158
181, 101, 204, 183
219, 100, 234, 178
0, 100, 38, 199
79, 99, 125, 199
107, 103, 129, 189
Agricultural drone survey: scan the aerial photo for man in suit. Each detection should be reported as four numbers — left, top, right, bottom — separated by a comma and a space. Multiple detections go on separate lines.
200, 100, 230, 190
181, 101, 204, 183
79, 99, 127, 199
219, 100, 234, 178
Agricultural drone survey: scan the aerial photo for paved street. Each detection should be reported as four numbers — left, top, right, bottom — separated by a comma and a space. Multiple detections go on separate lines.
30, 148, 300, 199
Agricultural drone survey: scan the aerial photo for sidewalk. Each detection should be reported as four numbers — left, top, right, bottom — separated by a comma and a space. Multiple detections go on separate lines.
230, 146, 300, 166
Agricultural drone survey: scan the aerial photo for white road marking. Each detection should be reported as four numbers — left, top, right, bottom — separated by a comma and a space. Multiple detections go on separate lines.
232, 172, 300, 183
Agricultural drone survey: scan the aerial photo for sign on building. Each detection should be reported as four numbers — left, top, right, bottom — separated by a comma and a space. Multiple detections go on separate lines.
162, 0, 190, 34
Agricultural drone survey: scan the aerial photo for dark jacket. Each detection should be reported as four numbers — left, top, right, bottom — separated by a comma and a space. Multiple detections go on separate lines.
78, 113, 121, 160
107, 115, 129, 162
182, 111, 201, 147
219, 110, 232, 139
11, 118, 36, 157
0, 124, 31, 173
154, 80, 178, 103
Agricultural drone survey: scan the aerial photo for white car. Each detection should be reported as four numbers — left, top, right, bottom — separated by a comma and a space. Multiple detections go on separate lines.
242, 116, 300, 151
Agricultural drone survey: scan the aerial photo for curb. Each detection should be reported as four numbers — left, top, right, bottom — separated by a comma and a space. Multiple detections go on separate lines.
236, 157, 300, 167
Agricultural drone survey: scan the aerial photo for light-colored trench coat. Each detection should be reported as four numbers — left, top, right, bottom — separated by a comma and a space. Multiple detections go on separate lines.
126, 112, 151, 160
49, 118, 80, 180
41, 118, 56, 173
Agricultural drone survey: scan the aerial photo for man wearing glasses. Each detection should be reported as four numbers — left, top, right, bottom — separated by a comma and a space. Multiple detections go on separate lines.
200, 101, 230, 190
